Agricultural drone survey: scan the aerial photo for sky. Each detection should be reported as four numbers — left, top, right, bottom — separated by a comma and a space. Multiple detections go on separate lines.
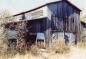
0, 0, 86, 15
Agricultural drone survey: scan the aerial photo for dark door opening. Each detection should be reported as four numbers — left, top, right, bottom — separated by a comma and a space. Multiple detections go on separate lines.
25, 18, 46, 47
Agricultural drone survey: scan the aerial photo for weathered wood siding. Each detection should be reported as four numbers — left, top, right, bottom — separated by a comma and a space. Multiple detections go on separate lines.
46, 1, 81, 44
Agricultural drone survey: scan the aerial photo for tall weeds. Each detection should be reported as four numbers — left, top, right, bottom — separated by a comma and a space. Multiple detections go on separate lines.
48, 39, 70, 54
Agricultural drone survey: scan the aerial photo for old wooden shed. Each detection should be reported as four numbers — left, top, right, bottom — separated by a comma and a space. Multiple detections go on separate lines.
5, 0, 81, 47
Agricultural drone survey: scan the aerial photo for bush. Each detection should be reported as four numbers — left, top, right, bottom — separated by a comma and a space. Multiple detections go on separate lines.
48, 39, 70, 54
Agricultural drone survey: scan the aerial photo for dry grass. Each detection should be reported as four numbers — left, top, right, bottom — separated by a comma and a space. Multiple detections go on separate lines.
29, 45, 40, 55
1, 39, 86, 59
1, 46, 85, 59
77, 37, 86, 48
48, 39, 70, 54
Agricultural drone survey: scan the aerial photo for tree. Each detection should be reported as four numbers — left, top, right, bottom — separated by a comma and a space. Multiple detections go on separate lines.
0, 10, 12, 54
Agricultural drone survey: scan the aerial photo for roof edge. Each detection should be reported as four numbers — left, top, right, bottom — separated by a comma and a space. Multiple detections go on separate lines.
65, 0, 81, 12
13, 0, 81, 17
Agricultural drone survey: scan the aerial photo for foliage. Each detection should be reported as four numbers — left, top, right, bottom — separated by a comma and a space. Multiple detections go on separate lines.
0, 10, 11, 55
0, 10, 18, 58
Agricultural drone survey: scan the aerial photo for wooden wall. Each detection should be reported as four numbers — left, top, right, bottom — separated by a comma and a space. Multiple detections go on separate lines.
46, 1, 81, 44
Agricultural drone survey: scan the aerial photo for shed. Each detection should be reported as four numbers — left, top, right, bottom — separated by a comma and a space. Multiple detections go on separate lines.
5, 0, 81, 47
